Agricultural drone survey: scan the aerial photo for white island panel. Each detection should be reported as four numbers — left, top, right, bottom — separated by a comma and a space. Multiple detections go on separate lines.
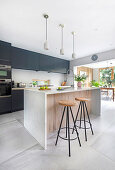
24, 90, 47, 149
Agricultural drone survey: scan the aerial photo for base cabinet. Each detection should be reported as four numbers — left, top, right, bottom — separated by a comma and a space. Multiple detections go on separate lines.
12, 90, 24, 112
0, 96, 12, 114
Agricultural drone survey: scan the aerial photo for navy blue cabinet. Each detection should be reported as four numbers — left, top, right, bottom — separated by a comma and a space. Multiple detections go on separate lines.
0, 41, 11, 62
39, 54, 69, 73
0, 96, 12, 114
12, 89, 24, 112
11, 46, 69, 74
11, 47, 40, 71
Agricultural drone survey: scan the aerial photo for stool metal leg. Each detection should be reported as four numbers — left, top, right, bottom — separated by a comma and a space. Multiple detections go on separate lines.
79, 101, 83, 128
70, 107, 81, 147
67, 106, 71, 157
55, 106, 66, 146
66, 111, 68, 138
72, 102, 81, 134
84, 102, 94, 135
82, 102, 87, 141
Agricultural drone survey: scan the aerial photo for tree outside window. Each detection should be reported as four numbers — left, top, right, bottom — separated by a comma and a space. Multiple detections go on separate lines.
99, 67, 115, 87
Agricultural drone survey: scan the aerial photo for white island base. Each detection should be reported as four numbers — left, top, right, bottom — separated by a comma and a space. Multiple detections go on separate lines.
24, 87, 101, 149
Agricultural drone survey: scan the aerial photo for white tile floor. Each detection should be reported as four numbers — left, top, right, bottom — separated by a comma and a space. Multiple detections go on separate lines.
0, 100, 115, 170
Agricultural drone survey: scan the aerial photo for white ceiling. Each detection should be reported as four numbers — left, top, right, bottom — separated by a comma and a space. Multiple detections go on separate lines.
81, 59, 115, 68
0, 0, 115, 60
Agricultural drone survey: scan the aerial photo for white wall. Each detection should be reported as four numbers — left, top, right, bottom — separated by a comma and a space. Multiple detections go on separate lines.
12, 69, 65, 86
93, 68, 99, 82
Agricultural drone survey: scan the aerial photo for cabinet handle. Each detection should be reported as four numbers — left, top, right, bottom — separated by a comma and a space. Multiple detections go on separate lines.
0, 95, 11, 98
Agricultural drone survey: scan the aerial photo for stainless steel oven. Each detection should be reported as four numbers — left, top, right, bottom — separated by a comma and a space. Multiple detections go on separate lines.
0, 64, 11, 80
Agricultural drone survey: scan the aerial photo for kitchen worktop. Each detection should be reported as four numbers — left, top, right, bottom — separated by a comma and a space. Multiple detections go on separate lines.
12, 86, 71, 91
12, 87, 38, 90
25, 87, 100, 95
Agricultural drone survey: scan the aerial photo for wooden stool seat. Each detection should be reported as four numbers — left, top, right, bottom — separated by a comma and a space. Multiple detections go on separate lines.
75, 97, 90, 102
59, 100, 76, 107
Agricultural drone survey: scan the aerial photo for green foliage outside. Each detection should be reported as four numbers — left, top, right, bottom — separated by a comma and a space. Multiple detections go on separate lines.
100, 68, 115, 87
90, 67, 115, 87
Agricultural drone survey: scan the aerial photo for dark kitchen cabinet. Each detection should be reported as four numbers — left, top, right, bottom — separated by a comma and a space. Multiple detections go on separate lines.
12, 89, 24, 112
0, 96, 12, 114
0, 41, 11, 62
11, 46, 69, 74
39, 54, 69, 74
11, 47, 40, 71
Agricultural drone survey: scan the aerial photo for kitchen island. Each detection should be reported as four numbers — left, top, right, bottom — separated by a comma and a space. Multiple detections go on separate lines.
24, 87, 101, 149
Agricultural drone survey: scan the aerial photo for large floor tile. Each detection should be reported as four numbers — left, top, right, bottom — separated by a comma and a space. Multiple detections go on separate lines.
0, 121, 38, 164
0, 121, 22, 136
11, 111, 24, 120
0, 100, 115, 170
0, 113, 16, 125
0, 143, 115, 170
91, 122, 115, 162
17, 119, 24, 126
0, 111, 24, 125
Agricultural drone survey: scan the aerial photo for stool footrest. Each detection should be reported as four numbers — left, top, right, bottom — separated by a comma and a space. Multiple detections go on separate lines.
58, 127, 78, 141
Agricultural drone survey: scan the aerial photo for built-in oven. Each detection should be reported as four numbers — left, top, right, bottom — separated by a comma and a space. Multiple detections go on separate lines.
0, 64, 11, 80
0, 62, 12, 114
0, 79, 12, 114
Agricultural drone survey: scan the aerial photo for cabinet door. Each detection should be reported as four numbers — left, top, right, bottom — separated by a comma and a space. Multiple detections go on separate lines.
12, 90, 24, 112
11, 47, 40, 70
49, 57, 69, 74
0, 96, 11, 114
39, 54, 54, 71
40, 54, 70, 73
0, 41, 11, 62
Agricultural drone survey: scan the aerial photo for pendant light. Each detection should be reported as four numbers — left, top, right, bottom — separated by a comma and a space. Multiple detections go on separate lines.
59, 24, 64, 55
72, 32, 76, 59
43, 14, 49, 50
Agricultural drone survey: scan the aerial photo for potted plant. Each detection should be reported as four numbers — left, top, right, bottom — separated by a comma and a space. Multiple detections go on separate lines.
81, 74, 87, 87
90, 80, 100, 87
74, 75, 84, 88
32, 81, 37, 87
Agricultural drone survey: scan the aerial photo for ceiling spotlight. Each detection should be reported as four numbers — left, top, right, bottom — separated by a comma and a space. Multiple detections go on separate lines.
59, 24, 64, 55
72, 32, 76, 59
43, 14, 49, 50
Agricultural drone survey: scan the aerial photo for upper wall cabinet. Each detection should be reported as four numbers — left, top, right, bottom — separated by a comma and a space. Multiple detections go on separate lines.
11, 46, 70, 74
0, 41, 11, 62
40, 54, 69, 74
11, 47, 40, 71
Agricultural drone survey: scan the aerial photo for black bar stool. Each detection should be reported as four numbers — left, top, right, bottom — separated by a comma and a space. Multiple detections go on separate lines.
72, 98, 94, 141
55, 100, 81, 157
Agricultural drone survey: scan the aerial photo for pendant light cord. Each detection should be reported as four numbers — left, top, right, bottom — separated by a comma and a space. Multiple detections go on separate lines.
46, 18, 47, 41
73, 33, 74, 53
61, 27, 63, 49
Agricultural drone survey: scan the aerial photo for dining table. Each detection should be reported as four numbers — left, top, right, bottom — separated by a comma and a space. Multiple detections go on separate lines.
101, 87, 115, 102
